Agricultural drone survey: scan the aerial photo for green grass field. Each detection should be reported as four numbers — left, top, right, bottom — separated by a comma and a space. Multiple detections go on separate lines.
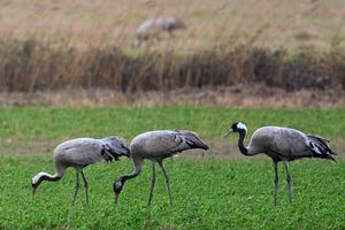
1, 156, 344, 229
0, 106, 345, 229
0, 106, 344, 141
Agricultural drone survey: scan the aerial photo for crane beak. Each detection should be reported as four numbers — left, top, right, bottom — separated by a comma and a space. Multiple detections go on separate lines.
224, 129, 233, 138
115, 193, 119, 204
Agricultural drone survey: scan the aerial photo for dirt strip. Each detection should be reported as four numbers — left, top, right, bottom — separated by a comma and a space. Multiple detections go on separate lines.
1, 86, 345, 108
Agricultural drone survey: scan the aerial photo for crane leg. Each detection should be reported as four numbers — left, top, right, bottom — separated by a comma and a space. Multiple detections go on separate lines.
148, 161, 156, 206
283, 161, 292, 204
273, 161, 278, 206
72, 172, 80, 205
81, 171, 89, 204
158, 160, 173, 205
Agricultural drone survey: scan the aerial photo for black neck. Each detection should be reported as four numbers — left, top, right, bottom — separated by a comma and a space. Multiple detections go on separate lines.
238, 130, 249, 155
122, 169, 140, 182
121, 159, 143, 183
36, 173, 61, 187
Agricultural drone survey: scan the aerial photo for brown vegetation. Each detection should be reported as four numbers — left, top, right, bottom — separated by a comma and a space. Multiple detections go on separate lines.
1, 86, 344, 108
0, 39, 344, 93
1, 0, 344, 51
0, 0, 344, 108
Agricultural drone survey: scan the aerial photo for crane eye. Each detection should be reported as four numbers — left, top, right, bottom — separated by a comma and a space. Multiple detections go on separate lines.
116, 181, 122, 188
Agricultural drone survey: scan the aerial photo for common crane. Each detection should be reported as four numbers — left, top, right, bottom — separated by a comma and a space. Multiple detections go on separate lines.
133, 17, 186, 48
32, 136, 130, 204
113, 130, 208, 205
224, 122, 337, 206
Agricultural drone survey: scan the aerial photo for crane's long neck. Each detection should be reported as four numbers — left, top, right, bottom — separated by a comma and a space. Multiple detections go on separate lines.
238, 130, 250, 156
32, 171, 64, 200
121, 158, 143, 183
33, 171, 63, 186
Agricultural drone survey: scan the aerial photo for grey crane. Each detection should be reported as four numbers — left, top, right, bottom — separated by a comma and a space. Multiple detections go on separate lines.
133, 17, 186, 48
113, 130, 208, 205
32, 136, 130, 204
224, 122, 337, 206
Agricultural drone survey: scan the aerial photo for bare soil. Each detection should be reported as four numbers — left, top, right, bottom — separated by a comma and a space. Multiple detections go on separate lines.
1, 86, 344, 108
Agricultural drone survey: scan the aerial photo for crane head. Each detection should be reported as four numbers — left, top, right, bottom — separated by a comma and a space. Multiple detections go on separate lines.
113, 177, 125, 204
32, 180, 41, 200
31, 173, 44, 200
224, 122, 247, 137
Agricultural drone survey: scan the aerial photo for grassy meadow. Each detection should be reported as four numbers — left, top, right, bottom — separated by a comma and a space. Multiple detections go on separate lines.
0, 106, 344, 142
1, 156, 344, 229
0, 106, 345, 229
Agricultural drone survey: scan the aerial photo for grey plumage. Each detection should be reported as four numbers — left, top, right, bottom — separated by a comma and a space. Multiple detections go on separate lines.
31, 136, 130, 204
133, 17, 186, 48
113, 130, 208, 205
225, 122, 336, 206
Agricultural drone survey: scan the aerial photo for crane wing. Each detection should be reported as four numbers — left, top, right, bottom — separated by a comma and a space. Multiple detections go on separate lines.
56, 140, 105, 166
157, 133, 185, 154
101, 143, 121, 162
157, 131, 208, 154
306, 136, 336, 154
307, 134, 330, 144
306, 135, 337, 161
179, 131, 209, 150
55, 138, 128, 167
130, 130, 208, 159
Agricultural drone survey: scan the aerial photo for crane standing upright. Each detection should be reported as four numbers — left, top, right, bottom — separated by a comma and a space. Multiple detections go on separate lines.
224, 121, 337, 206
32, 136, 130, 204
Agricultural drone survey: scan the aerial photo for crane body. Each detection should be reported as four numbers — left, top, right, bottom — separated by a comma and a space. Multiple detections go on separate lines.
225, 122, 336, 206
32, 136, 130, 204
113, 130, 208, 205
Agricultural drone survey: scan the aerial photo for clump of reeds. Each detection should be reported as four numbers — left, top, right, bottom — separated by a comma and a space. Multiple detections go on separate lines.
0, 38, 344, 93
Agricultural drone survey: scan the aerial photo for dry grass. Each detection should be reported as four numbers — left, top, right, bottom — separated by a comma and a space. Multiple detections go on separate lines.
0, 0, 344, 51
0, 41, 344, 94
0, 0, 345, 108
1, 87, 344, 108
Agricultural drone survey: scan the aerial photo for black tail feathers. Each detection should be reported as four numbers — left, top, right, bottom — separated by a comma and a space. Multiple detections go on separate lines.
184, 135, 209, 150
307, 135, 337, 162
102, 144, 130, 162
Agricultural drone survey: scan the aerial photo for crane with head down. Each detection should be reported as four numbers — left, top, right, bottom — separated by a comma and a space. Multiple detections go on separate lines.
113, 130, 208, 205
32, 136, 130, 204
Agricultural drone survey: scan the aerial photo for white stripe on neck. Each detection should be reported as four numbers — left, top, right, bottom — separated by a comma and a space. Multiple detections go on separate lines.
32, 172, 50, 184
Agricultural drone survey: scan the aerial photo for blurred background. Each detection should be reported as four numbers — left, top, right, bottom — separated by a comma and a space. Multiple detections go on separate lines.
0, 0, 344, 108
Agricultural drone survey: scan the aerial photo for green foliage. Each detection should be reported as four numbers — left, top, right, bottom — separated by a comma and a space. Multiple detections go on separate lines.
194, 11, 217, 21
0, 106, 344, 143
330, 34, 345, 47
0, 107, 344, 229
0, 156, 344, 229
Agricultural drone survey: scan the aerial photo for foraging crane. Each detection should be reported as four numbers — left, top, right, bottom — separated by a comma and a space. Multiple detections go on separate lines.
133, 17, 186, 48
113, 130, 208, 205
224, 122, 337, 206
32, 136, 130, 204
